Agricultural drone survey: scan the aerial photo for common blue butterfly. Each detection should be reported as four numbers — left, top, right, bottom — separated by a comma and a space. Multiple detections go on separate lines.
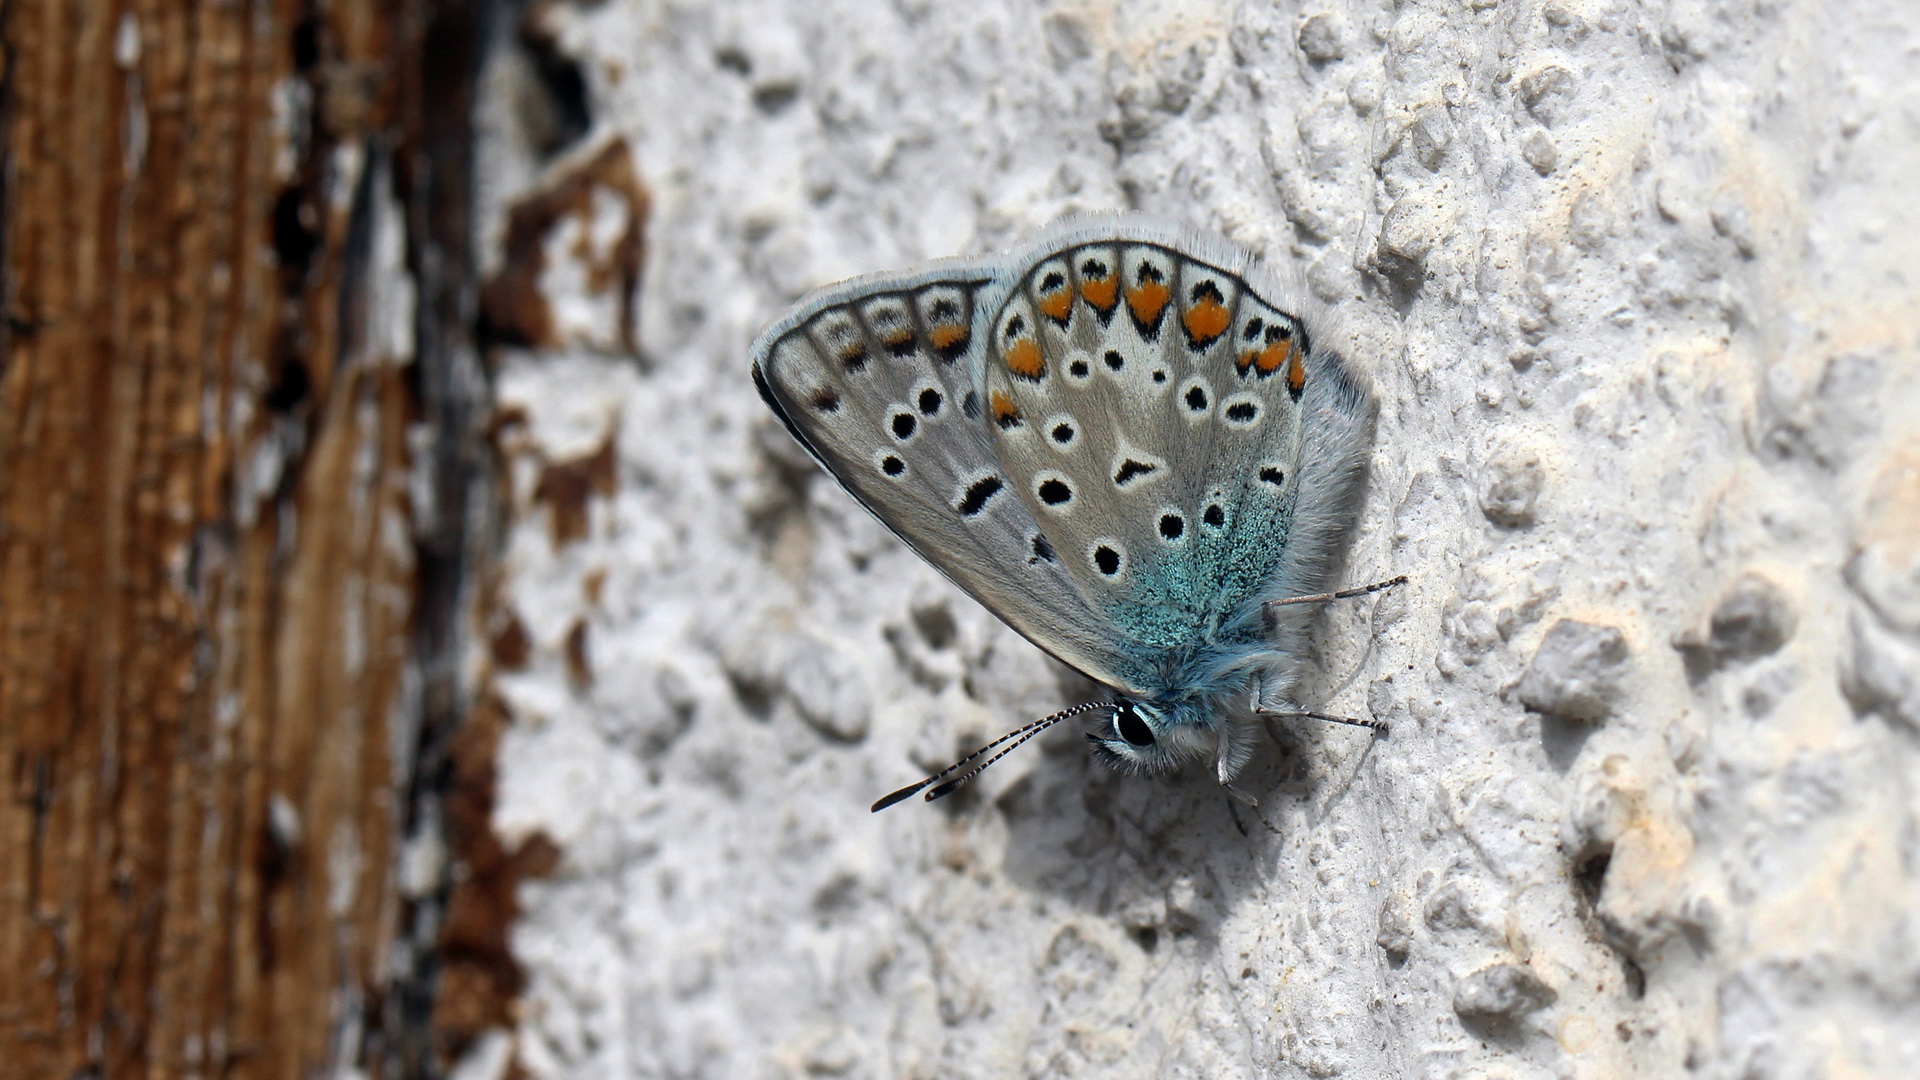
750, 215, 1395, 810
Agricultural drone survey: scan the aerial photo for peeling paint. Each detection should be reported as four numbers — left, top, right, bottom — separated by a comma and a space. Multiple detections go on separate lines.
480, 139, 649, 353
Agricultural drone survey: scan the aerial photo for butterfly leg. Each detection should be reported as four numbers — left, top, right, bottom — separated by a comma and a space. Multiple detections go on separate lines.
1221, 784, 1284, 835
1263, 574, 1409, 611
1217, 719, 1290, 834
1226, 798, 1249, 837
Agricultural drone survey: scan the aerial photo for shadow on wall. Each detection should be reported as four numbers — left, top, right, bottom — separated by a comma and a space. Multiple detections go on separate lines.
988, 690, 1383, 954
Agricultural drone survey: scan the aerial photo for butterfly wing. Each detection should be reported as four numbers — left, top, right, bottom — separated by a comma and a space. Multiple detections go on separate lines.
751, 259, 1153, 695
980, 218, 1376, 664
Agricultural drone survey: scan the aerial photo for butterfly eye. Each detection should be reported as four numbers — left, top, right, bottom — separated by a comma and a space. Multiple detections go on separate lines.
1115, 702, 1156, 747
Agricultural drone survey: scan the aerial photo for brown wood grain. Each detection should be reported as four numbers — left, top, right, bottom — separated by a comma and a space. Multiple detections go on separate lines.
0, 1, 477, 1076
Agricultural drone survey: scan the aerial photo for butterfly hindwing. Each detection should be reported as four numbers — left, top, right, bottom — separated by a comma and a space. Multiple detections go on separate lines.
981, 226, 1343, 656
751, 263, 1151, 695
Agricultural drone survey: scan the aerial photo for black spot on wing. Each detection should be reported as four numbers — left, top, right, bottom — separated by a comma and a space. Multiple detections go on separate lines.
1159, 513, 1184, 540
1038, 478, 1073, 506
918, 387, 942, 416
1029, 533, 1055, 564
1113, 459, 1156, 487
956, 475, 1003, 516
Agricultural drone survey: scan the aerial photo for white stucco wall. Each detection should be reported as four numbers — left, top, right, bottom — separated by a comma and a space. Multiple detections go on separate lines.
467, 1, 1920, 1076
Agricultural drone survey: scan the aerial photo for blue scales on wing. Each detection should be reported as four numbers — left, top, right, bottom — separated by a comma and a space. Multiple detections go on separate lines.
978, 226, 1373, 696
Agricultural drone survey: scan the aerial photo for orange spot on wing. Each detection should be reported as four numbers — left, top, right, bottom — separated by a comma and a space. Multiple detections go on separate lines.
1256, 339, 1292, 373
1079, 275, 1119, 312
884, 329, 914, 351
1237, 351, 1258, 373
1004, 338, 1046, 379
990, 390, 1019, 421
1287, 347, 1307, 393
1126, 280, 1171, 326
1037, 288, 1072, 322
928, 323, 969, 350
1183, 297, 1230, 343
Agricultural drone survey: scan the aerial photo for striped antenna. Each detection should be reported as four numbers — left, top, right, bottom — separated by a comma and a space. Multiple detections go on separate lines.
870, 701, 1114, 812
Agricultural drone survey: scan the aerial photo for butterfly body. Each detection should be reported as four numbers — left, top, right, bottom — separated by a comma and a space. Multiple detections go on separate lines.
752, 215, 1375, 789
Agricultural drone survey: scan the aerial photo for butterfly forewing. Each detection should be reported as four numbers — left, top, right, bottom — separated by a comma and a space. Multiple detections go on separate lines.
752, 271, 1149, 694
985, 242, 1317, 651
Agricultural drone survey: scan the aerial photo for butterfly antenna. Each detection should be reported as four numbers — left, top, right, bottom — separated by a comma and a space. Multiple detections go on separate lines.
870, 701, 1113, 812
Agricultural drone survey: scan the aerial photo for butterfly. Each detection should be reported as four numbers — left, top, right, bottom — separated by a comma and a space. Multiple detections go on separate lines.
750, 214, 1395, 810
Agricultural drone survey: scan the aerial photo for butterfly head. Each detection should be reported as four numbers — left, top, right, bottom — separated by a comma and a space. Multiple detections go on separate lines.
1087, 696, 1214, 774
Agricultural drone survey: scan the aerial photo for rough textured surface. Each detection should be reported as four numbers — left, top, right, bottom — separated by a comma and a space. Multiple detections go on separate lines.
1517, 618, 1631, 723
471, 1, 1920, 1077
